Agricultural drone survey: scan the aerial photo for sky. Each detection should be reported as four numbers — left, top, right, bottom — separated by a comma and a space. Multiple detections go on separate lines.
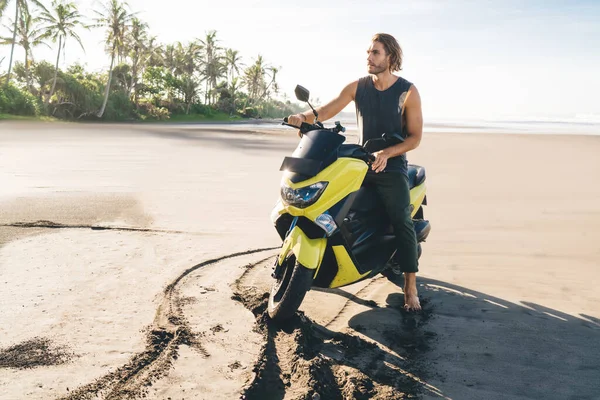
1, 0, 599, 121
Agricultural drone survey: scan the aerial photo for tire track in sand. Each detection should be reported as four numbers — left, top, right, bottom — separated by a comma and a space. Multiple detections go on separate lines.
1, 220, 194, 235
58, 247, 277, 400
322, 277, 383, 330
233, 257, 450, 400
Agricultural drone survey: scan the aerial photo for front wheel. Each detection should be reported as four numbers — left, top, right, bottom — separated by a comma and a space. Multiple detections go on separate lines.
268, 256, 313, 321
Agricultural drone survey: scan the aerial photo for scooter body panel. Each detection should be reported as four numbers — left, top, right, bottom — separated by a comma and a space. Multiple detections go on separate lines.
277, 225, 327, 271
329, 245, 371, 288
281, 157, 368, 221
410, 182, 427, 217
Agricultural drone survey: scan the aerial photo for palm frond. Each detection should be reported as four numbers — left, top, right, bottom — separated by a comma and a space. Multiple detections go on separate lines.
0, 0, 10, 19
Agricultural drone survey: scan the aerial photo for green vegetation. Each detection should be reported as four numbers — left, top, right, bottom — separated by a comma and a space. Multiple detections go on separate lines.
0, 113, 58, 121
0, 0, 304, 122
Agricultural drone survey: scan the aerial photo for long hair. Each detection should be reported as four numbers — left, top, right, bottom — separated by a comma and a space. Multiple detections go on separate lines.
372, 33, 403, 72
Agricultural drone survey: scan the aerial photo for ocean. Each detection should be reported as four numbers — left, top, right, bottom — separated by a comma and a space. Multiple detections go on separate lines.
180, 115, 600, 136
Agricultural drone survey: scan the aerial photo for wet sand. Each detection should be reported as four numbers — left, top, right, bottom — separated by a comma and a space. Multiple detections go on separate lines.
0, 121, 599, 399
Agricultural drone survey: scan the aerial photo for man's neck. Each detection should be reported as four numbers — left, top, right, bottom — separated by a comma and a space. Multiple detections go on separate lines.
371, 71, 398, 91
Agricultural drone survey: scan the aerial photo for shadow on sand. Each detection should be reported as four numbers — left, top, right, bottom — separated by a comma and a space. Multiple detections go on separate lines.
242, 276, 599, 400
344, 275, 600, 399
144, 127, 297, 153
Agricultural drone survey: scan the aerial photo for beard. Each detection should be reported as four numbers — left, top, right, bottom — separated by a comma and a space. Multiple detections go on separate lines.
367, 62, 388, 75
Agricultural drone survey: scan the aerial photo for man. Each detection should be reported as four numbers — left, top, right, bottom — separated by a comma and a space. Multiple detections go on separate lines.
286, 33, 423, 311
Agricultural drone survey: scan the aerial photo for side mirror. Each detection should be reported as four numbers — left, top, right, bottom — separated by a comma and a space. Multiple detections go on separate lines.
294, 85, 310, 102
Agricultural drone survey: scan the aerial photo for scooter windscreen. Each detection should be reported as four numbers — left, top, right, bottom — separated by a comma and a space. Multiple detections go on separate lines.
280, 129, 346, 183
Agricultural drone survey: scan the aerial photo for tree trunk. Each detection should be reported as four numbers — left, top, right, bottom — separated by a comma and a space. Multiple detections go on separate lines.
257, 76, 276, 104
130, 57, 137, 100
204, 80, 208, 105
4, 1, 19, 88
46, 35, 61, 107
26, 48, 37, 94
97, 45, 116, 118
135, 67, 144, 109
232, 88, 236, 115
211, 78, 217, 105
24, 52, 32, 92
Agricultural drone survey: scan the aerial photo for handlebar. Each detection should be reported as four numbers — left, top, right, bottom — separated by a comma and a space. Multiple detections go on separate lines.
281, 117, 346, 136
282, 117, 375, 165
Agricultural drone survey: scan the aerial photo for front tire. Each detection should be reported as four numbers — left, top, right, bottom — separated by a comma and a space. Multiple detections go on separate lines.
268, 256, 313, 321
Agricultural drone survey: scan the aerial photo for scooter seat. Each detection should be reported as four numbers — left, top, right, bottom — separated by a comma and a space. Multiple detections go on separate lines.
407, 164, 426, 189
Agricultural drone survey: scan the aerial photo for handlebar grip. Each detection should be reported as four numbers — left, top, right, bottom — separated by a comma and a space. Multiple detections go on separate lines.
283, 117, 289, 123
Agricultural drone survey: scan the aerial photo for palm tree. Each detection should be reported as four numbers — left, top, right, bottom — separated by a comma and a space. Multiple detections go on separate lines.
2, 0, 21, 87
242, 55, 279, 107
242, 55, 265, 104
144, 35, 162, 67
163, 43, 180, 73
38, 0, 85, 106
179, 75, 199, 114
199, 30, 225, 105
180, 40, 202, 78
258, 65, 279, 103
1, 6, 47, 92
224, 48, 242, 84
92, 0, 134, 118
135, 35, 161, 100
230, 76, 240, 114
126, 17, 148, 104
0, 1, 9, 18
1, 0, 45, 87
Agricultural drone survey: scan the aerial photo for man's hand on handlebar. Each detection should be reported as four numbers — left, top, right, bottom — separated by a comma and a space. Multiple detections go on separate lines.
286, 113, 307, 127
282, 115, 345, 138
285, 114, 307, 137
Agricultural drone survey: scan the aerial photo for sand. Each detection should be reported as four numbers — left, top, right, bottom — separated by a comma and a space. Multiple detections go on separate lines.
0, 121, 598, 399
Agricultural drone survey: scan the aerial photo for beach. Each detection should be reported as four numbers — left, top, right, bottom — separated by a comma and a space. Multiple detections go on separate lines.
0, 121, 599, 399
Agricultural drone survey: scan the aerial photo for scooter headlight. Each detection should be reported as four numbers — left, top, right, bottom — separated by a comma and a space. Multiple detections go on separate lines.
280, 181, 328, 209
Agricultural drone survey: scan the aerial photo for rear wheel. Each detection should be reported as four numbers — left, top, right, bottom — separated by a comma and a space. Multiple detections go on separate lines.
268, 256, 313, 321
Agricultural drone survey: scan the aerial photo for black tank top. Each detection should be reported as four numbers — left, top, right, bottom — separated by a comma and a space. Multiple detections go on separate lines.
355, 75, 413, 175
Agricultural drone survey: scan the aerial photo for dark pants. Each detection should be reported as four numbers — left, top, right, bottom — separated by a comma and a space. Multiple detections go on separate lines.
364, 171, 419, 273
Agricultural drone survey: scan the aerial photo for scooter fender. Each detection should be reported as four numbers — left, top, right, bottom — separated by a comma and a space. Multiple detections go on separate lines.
277, 226, 327, 270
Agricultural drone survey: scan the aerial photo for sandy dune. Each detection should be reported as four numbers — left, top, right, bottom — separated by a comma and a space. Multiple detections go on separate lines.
0, 122, 599, 399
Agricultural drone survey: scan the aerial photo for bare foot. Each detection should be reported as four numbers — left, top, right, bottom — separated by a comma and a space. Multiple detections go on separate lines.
403, 272, 421, 312
404, 291, 422, 312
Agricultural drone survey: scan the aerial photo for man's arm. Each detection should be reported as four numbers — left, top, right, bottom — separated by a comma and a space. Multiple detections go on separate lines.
288, 81, 357, 126
371, 85, 423, 173
386, 85, 423, 156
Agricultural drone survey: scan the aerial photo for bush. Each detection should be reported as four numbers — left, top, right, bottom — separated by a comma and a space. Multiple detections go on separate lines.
51, 71, 103, 119
137, 101, 170, 120
186, 102, 214, 116
0, 84, 40, 116
148, 106, 170, 120
102, 90, 136, 121
242, 106, 258, 118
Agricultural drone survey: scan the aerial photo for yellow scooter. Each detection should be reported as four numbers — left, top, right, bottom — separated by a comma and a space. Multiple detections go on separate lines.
268, 85, 431, 321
